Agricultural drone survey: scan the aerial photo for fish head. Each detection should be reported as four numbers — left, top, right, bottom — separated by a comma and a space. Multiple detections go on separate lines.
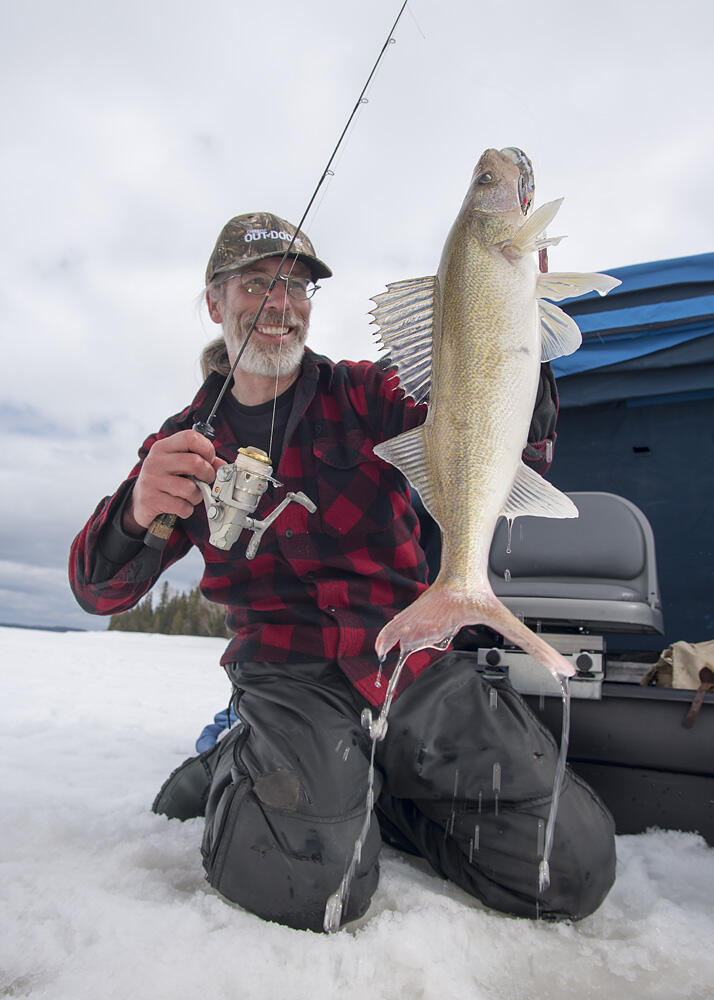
464, 147, 535, 218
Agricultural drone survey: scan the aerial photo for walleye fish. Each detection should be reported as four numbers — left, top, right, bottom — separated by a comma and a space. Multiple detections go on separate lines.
372, 147, 620, 680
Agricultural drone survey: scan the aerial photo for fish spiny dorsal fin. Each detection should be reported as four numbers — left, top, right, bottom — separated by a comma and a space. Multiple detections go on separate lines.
370, 276, 437, 404
499, 199, 565, 258
537, 270, 621, 361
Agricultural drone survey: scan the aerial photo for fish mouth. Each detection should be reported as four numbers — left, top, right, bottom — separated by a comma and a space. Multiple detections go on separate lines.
500, 147, 535, 214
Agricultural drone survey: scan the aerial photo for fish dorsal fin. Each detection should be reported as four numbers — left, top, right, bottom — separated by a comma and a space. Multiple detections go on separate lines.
536, 270, 621, 361
501, 463, 579, 521
370, 276, 437, 403
500, 199, 565, 257
373, 425, 442, 529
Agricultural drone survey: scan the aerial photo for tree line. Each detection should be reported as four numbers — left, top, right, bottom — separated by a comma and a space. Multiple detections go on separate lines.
108, 582, 231, 638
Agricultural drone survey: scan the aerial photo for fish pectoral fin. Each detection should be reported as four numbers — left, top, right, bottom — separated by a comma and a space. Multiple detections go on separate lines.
538, 299, 583, 361
498, 199, 565, 258
537, 270, 621, 361
373, 426, 441, 527
501, 463, 579, 520
537, 271, 622, 302
370, 276, 437, 404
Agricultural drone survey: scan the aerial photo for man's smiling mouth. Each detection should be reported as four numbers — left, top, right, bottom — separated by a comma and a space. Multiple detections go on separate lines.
255, 324, 290, 337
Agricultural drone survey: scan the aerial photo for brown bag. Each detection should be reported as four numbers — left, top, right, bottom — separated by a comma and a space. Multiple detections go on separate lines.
642, 639, 714, 689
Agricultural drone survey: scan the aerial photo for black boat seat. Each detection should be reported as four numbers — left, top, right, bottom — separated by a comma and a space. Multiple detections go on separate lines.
488, 491, 664, 634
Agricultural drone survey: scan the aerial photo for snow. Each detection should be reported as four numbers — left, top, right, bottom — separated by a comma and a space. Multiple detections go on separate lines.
1, 626, 713, 1000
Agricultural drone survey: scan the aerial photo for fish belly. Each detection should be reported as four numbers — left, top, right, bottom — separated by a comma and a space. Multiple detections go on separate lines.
428, 249, 540, 588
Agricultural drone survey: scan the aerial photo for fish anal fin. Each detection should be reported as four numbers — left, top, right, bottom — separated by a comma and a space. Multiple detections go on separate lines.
501, 463, 578, 521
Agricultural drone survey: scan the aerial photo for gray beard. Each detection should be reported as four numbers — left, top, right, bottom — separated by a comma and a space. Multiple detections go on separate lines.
223, 309, 307, 378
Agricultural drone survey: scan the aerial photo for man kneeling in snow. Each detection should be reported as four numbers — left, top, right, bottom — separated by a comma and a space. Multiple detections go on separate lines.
69, 213, 615, 932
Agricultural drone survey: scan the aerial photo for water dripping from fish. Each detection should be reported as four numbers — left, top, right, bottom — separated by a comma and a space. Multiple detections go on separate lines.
323, 649, 411, 933
506, 517, 514, 555
538, 676, 571, 894
492, 763, 501, 816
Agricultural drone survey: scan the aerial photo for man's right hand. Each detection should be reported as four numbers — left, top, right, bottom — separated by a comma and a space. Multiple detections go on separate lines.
123, 430, 226, 536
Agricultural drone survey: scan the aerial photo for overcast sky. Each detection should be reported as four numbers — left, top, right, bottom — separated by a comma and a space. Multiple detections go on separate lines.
2, 0, 712, 629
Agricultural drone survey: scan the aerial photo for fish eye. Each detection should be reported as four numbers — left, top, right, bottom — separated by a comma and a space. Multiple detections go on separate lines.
476, 171, 493, 185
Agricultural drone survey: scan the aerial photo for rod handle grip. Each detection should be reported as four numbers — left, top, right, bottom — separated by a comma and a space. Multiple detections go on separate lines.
144, 512, 177, 550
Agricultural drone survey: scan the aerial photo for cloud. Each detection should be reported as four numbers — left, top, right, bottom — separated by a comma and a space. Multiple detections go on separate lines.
0, 560, 96, 630
2, 0, 713, 625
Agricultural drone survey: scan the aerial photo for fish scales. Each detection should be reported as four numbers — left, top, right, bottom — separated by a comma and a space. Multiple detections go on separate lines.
433, 215, 540, 578
372, 147, 620, 681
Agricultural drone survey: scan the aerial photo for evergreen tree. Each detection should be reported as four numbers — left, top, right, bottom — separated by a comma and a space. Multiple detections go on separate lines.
186, 588, 201, 635
155, 581, 172, 633
108, 583, 231, 638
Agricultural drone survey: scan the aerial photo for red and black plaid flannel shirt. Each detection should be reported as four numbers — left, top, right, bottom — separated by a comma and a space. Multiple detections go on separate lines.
69, 349, 556, 706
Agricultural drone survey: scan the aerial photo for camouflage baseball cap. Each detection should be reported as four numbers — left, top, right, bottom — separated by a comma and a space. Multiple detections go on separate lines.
205, 212, 332, 286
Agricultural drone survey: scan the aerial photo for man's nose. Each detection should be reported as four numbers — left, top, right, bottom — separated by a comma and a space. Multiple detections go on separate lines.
266, 277, 290, 305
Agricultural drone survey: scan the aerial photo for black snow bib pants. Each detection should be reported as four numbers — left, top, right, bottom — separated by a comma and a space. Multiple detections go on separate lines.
200, 652, 615, 932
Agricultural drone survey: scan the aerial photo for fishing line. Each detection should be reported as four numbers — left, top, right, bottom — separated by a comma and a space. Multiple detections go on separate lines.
304, 100, 367, 233
203, 0, 410, 429
406, 2, 426, 38
304, 36, 396, 235
266, 255, 298, 463
267, 320, 284, 464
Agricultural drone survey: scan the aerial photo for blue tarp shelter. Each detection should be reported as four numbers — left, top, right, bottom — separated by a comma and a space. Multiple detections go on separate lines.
549, 253, 714, 646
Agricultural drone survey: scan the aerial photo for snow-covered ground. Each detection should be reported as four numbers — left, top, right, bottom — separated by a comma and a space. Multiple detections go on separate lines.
1, 626, 712, 1000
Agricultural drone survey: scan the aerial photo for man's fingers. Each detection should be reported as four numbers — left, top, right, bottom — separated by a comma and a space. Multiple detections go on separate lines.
131, 481, 198, 528
146, 430, 219, 485
149, 489, 198, 521
151, 473, 204, 506
131, 430, 223, 529
156, 427, 217, 461
150, 450, 217, 485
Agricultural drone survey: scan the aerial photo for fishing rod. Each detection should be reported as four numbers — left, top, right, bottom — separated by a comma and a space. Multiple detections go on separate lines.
144, 1, 410, 551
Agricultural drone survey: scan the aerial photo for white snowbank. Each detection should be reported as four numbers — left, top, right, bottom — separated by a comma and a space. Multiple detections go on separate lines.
1, 626, 712, 1000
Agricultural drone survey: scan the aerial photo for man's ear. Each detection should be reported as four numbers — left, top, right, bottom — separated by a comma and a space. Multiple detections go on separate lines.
206, 289, 223, 324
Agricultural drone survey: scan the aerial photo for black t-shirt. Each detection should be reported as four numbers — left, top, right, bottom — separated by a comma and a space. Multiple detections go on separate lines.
221, 381, 297, 469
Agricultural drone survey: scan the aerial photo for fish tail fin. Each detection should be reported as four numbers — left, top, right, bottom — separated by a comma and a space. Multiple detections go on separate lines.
376, 584, 575, 681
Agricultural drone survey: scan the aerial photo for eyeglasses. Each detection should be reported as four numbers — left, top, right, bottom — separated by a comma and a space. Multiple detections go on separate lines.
224, 271, 320, 301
